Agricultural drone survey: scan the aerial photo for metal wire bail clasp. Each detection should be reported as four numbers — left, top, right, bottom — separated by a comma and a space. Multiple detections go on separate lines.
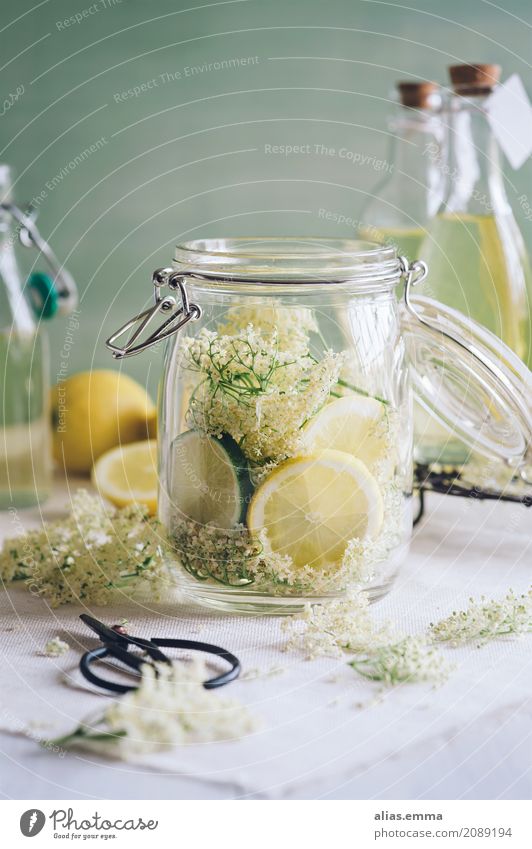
1, 202, 78, 315
105, 268, 202, 359
399, 255, 429, 313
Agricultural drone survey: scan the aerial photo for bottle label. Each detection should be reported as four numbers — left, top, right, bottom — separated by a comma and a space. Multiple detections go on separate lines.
485, 74, 532, 169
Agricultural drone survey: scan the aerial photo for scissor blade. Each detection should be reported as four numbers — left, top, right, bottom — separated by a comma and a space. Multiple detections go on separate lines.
80, 615, 170, 664
79, 614, 126, 645
105, 644, 146, 673
127, 636, 172, 664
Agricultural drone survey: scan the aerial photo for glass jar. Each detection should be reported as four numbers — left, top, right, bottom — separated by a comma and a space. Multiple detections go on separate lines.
107, 238, 532, 614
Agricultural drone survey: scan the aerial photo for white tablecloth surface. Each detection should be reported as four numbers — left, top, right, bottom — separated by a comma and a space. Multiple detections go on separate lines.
0, 479, 531, 800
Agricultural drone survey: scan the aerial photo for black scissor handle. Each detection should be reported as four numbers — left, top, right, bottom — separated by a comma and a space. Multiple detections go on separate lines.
153, 638, 241, 689
80, 646, 140, 694
79, 638, 241, 694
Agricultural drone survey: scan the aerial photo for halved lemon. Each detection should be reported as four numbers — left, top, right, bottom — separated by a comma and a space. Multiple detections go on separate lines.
91, 440, 158, 514
301, 395, 389, 474
247, 449, 383, 569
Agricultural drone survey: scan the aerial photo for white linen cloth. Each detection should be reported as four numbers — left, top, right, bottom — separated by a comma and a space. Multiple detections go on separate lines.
0, 480, 531, 800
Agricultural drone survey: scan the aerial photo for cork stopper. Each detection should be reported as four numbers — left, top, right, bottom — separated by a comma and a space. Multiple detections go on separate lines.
397, 80, 439, 109
448, 63, 501, 96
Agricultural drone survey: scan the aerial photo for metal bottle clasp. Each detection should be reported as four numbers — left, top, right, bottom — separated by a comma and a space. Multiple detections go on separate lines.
105, 267, 202, 359
1, 202, 78, 315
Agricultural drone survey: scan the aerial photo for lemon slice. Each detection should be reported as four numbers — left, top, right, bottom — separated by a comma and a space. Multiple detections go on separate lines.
247, 449, 383, 569
170, 431, 253, 528
301, 395, 389, 474
92, 440, 158, 514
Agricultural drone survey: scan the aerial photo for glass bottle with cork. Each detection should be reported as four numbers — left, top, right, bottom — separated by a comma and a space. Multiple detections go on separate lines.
419, 63, 532, 367
416, 63, 532, 466
359, 80, 445, 261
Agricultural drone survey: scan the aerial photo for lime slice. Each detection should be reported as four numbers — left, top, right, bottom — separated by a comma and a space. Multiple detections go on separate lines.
301, 395, 389, 474
171, 431, 252, 528
91, 440, 158, 514
247, 449, 383, 569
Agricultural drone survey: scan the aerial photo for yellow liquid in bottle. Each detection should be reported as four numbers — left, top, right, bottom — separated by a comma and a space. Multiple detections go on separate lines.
420, 213, 531, 363
0, 330, 51, 507
415, 212, 532, 465
360, 226, 426, 262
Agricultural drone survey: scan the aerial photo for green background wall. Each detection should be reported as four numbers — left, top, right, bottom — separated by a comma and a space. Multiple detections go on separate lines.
2, 0, 532, 394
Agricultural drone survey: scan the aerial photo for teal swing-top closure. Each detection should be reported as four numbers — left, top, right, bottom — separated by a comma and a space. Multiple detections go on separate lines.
0, 202, 77, 320
27, 271, 59, 319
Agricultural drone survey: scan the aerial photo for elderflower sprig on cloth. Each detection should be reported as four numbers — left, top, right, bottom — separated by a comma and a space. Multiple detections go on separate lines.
48, 659, 256, 760
181, 324, 343, 463
283, 594, 452, 686
430, 587, 532, 646
0, 491, 170, 607
282, 593, 389, 659
349, 636, 452, 686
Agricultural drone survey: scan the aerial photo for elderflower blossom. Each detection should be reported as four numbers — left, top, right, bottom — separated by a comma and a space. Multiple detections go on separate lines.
48, 658, 257, 759
169, 512, 397, 597
283, 595, 451, 686
170, 519, 262, 587
349, 636, 452, 686
181, 325, 343, 462
219, 304, 318, 356
282, 592, 391, 659
430, 587, 532, 646
0, 491, 170, 607
169, 518, 310, 594
42, 637, 70, 657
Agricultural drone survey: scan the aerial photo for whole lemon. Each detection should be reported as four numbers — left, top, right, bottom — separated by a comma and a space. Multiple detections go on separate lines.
51, 370, 156, 474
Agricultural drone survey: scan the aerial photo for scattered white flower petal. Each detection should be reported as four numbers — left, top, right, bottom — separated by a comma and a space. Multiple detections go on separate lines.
241, 665, 285, 681
42, 637, 70, 657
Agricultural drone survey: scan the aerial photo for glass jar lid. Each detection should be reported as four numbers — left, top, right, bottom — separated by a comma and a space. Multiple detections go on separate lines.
402, 290, 532, 482
173, 237, 401, 289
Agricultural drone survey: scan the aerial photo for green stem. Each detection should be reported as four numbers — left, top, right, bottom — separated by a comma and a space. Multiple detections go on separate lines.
337, 379, 389, 406
47, 725, 127, 749
12, 571, 30, 581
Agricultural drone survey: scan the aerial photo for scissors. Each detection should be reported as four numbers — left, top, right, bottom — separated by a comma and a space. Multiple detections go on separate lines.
78, 614, 241, 694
